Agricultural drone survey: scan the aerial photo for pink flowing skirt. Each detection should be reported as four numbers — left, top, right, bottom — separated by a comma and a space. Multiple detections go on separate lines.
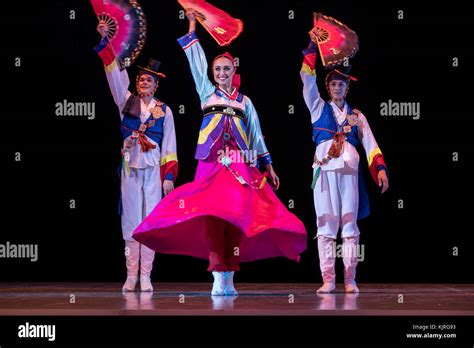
133, 160, 307, 262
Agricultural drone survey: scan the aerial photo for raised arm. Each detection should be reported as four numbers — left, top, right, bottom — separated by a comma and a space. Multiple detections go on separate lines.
176, 10, 215, 104
93, 21, 131, 116
300, 31, 325, 123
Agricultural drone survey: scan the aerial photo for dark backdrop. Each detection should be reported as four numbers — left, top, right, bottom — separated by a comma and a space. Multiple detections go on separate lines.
1, 0, 473, 283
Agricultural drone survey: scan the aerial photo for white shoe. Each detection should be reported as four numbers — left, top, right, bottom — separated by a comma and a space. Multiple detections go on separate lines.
211, 271, 225, 296
140, 275, 154, 292
345, 282, 359, 293
342, 236, 359, 293
224, 271, 238, 296
317, 282, 336, 293
317, 236, 336, 291
122, 275, 138, 292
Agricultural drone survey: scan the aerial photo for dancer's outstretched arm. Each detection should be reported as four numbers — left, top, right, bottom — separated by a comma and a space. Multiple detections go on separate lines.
176, 10, 215, 105
94, 20, 131, 118
300, 31, 325, 123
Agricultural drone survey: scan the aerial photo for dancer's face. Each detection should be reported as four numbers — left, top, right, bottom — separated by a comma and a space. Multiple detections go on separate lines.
213, 57, 235, 89
328, 80, 348, 100
137, 74, 158, 95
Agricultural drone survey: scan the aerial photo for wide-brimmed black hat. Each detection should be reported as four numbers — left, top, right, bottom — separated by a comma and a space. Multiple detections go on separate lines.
137, 59, 166, 80
324, 65, 357, 98
326, 65, 357, 83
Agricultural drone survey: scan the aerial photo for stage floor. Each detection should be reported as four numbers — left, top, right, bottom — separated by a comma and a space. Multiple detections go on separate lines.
0, 283, 472, 316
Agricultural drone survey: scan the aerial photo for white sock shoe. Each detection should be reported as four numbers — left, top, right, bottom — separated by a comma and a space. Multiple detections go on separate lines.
224, 271, 238, 296
211, 271, 225, 296
140, 275, 153, 292
317, 236, 336, 294
123, 240, 140, 292
342, 236, 359, 294
122, 275, 138, 292
317, 282, 336, 293
345, 281, 359, 293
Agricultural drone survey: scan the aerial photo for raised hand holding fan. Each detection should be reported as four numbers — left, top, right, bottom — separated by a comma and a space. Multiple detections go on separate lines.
312, 12, 359, 68
178, 0, 243, 46
90, 0, 147, 70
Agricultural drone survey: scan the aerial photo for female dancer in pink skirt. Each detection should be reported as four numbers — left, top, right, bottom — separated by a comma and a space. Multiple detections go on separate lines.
133, 10, 307, 296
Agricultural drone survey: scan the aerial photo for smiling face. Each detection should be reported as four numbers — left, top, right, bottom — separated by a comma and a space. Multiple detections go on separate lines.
328, 79, 348, 101
212, 57, 235, 90
137, 73, 158, 95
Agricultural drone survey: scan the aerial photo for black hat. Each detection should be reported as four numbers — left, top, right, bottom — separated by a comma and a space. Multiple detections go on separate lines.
326, 65, 357, 83
137, 59, 166, 80
325, 65, 357, 98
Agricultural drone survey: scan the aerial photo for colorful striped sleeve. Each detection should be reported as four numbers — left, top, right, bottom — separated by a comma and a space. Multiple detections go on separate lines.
94, 37, 130, 113
160, 106, 178, 182
177, 31, 215, 104
358, 113, 388, 184
300, 41, 325, 123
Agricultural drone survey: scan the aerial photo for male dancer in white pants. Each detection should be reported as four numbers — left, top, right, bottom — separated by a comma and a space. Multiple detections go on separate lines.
301, 30, 389, 293
95, 22, 178, 292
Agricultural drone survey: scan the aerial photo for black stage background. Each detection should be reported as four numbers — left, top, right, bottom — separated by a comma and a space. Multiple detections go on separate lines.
1, 0, 473, 285
1, 1, 474, 346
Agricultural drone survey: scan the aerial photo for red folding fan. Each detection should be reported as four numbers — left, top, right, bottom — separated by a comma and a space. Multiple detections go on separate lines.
178, 0, 243, 46
90, 0, 147, 70
312, 12, 359, 68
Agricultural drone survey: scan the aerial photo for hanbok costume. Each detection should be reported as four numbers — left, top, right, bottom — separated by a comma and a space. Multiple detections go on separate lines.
133, 31, 307, 278
95, 37, 178, 291
300, 41, 388, 292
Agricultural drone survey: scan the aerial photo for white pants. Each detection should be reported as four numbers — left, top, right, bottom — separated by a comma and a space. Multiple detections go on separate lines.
121, 166, 162, 241
313, 168, 360, 239
121, 166, 161, 277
